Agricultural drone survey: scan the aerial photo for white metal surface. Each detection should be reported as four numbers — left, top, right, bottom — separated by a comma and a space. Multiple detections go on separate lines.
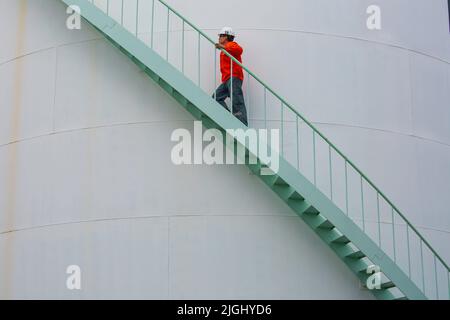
0, 0, 449, 298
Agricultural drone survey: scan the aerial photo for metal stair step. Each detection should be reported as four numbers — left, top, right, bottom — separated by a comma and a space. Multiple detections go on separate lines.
259, 165, 277, 177
359, 279, 396, 291
172, 91, 188, 107
247, 162, 261, 174
381, 281, 395, 289
286, 200, 317, 217
345, 258, 370, 273
259, 173, 279, 186
185, 102, 203, 119
272, 185, 297, 201
119, 45, 132, 58
131, 56, 147, 71
317, 219, 335, 230
371, 288, 398, 300
330, 243, 354, 257
146, 70, 160, 82
288, 191, 304, 201
346, 250, 366, 259
273, 176, 288, 186
201, 115, 218, 130
158, 78, 174, 94
302, 214, 334, 230
315, 228, 348, 246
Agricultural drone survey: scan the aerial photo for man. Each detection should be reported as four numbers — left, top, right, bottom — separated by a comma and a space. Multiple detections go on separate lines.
213, 27, 248, 126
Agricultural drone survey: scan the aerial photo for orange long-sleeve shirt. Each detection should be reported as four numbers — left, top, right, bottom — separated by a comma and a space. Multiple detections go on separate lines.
220, 41, 244, 83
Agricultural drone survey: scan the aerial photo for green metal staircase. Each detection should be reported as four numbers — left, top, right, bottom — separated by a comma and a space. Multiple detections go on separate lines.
64, 0, 450, 300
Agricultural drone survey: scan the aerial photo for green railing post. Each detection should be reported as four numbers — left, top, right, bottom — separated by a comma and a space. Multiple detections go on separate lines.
447, 271, 450, 300
406, 225, 411, 278
420, 239, 425, 292
360, 177, 365, 232
281, 101, 284, 156
121, 0, 124, 25
392, 208, 397, 262
198, 33, 201, 86
313, 131, 316, 186
296, 117, 300, 170
329, 145, 333, 201
181, 21, 185, 74
263, 88, 267, 128
345, 161, 349, 216
434, 256, 439, 299
213, 46, 216, 100
247, 74, 250, 122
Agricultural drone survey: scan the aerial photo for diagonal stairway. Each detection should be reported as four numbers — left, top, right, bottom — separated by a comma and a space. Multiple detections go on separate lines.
62, 0, 450, 300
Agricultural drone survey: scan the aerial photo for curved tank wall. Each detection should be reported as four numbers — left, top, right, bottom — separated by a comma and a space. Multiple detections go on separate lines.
0, 0, 448, 299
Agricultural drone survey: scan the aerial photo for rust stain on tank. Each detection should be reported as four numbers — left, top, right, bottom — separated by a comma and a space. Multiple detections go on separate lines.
81, 40, 99, 291
2, 0, 28, 299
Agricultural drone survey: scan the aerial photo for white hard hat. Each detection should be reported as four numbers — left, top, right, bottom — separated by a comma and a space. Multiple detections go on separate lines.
219, 27, 236, 37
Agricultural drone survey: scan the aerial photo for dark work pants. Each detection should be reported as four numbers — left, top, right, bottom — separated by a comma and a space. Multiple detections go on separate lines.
212, 77, 248, 126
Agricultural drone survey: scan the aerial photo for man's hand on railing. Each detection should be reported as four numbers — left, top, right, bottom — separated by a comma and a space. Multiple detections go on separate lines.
215, 43, 225, 50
